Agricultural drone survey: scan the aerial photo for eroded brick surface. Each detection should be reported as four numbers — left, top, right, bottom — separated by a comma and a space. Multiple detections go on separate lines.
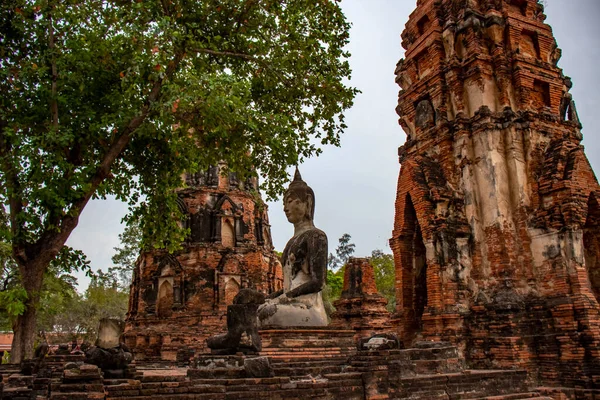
124, 165, 283, 361
390, 0, 600, 389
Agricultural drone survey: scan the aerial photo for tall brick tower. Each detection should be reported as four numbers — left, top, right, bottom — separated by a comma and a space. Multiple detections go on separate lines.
124, 163, 282, 361
390, 0, 600, 388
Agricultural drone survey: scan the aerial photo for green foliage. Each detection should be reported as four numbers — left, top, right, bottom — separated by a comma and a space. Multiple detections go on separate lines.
35, 271, 79, 335
326, 268, 344, 301
371, 249, 395, 312
0, 0, 357, 255
76, 271, 129, 340
0, 287, 28, 326
0, 241, 25, 329
0, 240, 90, 331
110, 218, 143, 289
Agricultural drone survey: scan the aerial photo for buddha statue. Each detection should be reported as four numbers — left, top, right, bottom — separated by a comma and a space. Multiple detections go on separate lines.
258, 168, 329, 327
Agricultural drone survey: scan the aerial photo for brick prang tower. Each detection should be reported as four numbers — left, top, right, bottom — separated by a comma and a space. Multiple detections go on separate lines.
390, 0, 600, 388
124, 163, 283, 361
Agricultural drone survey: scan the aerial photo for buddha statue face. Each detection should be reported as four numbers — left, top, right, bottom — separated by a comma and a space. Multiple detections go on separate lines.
283, 168, 315, 225
283, 193, 313, 224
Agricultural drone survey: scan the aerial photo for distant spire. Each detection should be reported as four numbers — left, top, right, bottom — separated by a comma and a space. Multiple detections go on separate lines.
293, 166, 303, 182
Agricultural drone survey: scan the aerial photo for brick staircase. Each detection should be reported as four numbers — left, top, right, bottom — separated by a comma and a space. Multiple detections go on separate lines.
104, 370, 365, 400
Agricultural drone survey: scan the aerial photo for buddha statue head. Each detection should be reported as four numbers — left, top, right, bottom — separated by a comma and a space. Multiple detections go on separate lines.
283, 168, 315, 224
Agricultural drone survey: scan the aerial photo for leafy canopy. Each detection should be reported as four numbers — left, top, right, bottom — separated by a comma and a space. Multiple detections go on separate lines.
0, 0, 357, 255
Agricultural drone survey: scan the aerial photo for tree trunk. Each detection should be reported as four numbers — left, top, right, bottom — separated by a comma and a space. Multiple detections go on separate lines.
10, 260, 45, 364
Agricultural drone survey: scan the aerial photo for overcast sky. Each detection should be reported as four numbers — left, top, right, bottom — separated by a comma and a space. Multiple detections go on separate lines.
67, 0, 600, 290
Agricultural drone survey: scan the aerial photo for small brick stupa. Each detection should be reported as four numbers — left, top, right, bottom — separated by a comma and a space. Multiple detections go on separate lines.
390, 0, 600, 389
124, 163, 282, 361
330, 258, 392, 341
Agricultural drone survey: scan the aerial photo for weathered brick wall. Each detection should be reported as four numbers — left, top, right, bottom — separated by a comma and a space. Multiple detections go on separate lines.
391, 0, 600, 389
125, 166, 283, 360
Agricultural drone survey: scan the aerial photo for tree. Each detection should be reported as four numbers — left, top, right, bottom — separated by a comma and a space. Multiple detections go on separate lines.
59, 270, 128, 341
370, 249, 395, 312
328, 233, 356, 271
110, 218, 142, 290
32, 270, 128, 343
1, 241, 88, 337
1, 0, 356, 361
325, 233, 355, 306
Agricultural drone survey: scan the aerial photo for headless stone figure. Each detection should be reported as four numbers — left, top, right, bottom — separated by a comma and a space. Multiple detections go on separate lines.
258, 168, 328, 327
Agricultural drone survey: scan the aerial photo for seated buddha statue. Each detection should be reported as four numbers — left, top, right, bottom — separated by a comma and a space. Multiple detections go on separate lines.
257, 168, 329, 327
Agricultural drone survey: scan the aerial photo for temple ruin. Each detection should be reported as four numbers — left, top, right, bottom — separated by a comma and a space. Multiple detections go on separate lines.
123, 163, 283, 361
390, 0, 600, 388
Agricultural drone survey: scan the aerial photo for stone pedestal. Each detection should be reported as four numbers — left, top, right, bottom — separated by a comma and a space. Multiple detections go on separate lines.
330, 258, 393, 342
259, 327, 356, 360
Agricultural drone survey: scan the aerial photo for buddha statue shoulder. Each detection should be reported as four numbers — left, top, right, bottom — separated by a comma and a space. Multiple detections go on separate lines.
258, 168, 329, 327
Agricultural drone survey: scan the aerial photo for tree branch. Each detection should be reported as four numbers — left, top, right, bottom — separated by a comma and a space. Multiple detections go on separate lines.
160, 0, 171, 17
29, 51, 186, 265
49, 8, 59, 128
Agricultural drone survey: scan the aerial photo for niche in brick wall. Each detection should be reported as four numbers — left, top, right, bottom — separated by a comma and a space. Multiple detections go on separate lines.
584, 193, 600, 303
417, 15, 431, 36
398, 194, 429, 333
415, 97, 436, 130
157, 279, 174, 318
221, 218, 235, 247
224, 277, 241, 305
508, 0, 527, 16
415, 49, 432, 79
520, 30, 540, 59
532, 80, 551, 109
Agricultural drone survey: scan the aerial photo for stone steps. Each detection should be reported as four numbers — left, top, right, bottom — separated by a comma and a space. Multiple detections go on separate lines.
389, 369, 531, 400
349, 347, 464, 378
1, 386, 33, 400
269, 356, 350, 377
260, 346, 352, 357
269, 357, 349, 366
272, 364, 346, 377
106, 372, 365, 400
475, 393, 553, 400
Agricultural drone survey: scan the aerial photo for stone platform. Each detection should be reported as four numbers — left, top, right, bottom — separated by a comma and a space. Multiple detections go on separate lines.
3, 340, 598, 399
